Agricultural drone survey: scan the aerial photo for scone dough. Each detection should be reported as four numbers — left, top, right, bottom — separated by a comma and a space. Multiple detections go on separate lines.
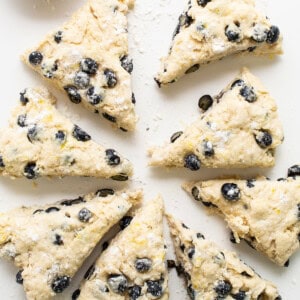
22, 0, 137, 131
167, 215, 281, 300
77, 196, 169, 300
155, 0, 283, 86
0, 87, 133, 180
0, 189, 142, 300
149, 68, 283, 171
183, 176, 300, 266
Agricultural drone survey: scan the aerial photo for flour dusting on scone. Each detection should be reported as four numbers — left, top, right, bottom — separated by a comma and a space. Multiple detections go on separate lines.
77, 196, 169, 300
0, 87, 133, 180
149, 68, 283, 170
0, 189, 142, 300
183, 172, 300, 266
155, 0, 283, 86
22, 0, 137, 131
167, 215, 281, 300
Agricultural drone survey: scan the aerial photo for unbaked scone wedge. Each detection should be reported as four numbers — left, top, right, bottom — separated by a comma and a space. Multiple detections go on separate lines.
0, 87, 133, 180
0, 189, 142, 300
22, 0, 137, 131
77, 196, 168, 300
155, 0, 282, 86
149, 68, 283, 171
183, 173, 300, 266
167, 215, 281, 300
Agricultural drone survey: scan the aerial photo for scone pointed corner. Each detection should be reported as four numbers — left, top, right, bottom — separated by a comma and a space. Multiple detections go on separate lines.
155, 0, 283, 86
0, 87, 133, 180
21, 0, 137, 131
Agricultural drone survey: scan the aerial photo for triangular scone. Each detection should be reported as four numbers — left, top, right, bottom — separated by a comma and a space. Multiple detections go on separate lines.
183, 175, 300, 266
0, 189, 142, 300
0, 87, 133, 180
77, 196, 169, 300
155, 0, 283, 86
22, 0, 137, 131
149, 68, 283, 171
167, 215, 281, 300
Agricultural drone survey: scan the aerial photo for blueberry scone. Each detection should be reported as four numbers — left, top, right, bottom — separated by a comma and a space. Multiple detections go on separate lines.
22, 0, 137, 131
183, 170, 300, 266
149, 68, 283, 171
167, 215, 281, 300
155, 0, 282, 86
0, 189, 142, 300
0, 87, 133, 180
76, 196, 168, 300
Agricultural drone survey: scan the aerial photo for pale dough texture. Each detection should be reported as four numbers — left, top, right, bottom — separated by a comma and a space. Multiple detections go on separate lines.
167, 215, 281, 300
155, 0, 283, 86
22, 0, 137, 131
0, 87, 133, 180
0, 189, 142, 300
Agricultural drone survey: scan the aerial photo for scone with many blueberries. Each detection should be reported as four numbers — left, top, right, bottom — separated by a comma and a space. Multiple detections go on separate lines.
22, 0, 137, 131
167, 214, 281, 300
155, 0, 282, 86
0, 189, 142, 300
149, 68, 284, 171
183, 167, 300, 266
76, 196, 168, 300
0, 87, 133, 180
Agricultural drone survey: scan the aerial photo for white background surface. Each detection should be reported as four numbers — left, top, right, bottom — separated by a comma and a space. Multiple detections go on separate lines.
0, 0, 299, 299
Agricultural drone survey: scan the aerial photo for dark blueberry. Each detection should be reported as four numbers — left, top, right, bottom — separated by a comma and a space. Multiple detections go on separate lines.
27, 125, 38, 143
102, 241, 109, 251
197, 0, 211, 7
33, 209, 44, 214
72, 289, 81, 300
84, 264, 95, 280
198, 95, 213, 111
74, 71, 90, 89
232, 290, 246, 300
221, 183, 241, 201
185, 64, 200, 74
120, 55, 133, 74
0, 155, 5, 168
214, 280, 232, 297
86, 86, 103, 105
107, 274, 128, 294
191, 186, 201, 201
246, 179, 255, 188
54, 31, 63, 43
45, 207, 60, 213
187, 247, 195, 259
42, 61, 58, 79
254, 131, 272, 148
225, 24, 241, 42
105, 149, 121, 166
24, 162, 38, 179
266, 26, 280, 44
288, 165, 300, 177
135, 258, 152, 273
167, 260, 176, 269
230, 231, 237, 244
248, 46, 257, 52
184, 154, 201, 171
132, 93, 136, 104
128, 285, 141, 300
196, 232, 205, 239
55, 130, 66, 142
16, 270, 23, 284
104, 69, 118, 88
111, 174, 129, 181
231, 79, 245, 89
51, 275, 71, 293
61, 197, 85, 206
173, 12, 193, 37
180, 244, 185, 252
72, 125, 91, 142
187, 284, 196, 300
78, 208, 92, 222
119, 216, 133, 230
80, 58, 98, 75
175, 264, 185, 276
284, 260, 290, 267
251, 24, 268, 43
17, 114, 27, 127
170, 131, 183, 143
29, 51, 43, 65
203, 140, 214, 156
102, 112, 117, 123
96, 188, 114, 197
146, 280, 163, 297
240, 85, 257, 102
64, 85, 82, 104
53, 233, 64, 245
20, 90, 29, 105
